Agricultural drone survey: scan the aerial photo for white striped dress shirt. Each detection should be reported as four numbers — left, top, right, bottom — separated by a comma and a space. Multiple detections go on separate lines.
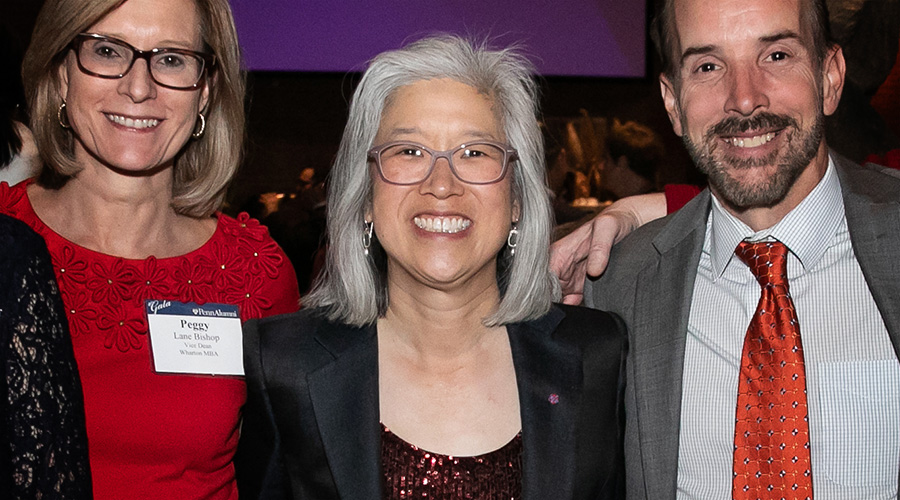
676, 158, 900, 499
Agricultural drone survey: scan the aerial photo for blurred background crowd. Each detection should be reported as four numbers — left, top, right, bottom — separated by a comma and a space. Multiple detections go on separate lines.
3, 0, 899, 293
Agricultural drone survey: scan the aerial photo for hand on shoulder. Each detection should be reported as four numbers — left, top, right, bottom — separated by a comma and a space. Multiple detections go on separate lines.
550, 192, 666, 305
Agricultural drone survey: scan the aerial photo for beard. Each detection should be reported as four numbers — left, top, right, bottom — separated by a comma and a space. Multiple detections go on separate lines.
681, 110, 825, 210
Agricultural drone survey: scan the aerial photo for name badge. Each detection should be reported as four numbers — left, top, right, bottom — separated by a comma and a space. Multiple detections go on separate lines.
146, 300, 244, 376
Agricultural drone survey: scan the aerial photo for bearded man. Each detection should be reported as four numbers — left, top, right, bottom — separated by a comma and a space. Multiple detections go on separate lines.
583, 0, 900, 498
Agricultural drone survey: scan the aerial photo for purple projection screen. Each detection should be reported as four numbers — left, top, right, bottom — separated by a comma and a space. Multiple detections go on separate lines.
229, 1, 647, 78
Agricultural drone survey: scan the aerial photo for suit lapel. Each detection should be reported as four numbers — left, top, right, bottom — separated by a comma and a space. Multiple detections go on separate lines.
624, 157, 900, 498
837, 156, 900, 360
306, 321, 381, 499
834, 154, 900, 492
632, 193, 708, 500
508, 309, 581, 500
301, 312, 586, 499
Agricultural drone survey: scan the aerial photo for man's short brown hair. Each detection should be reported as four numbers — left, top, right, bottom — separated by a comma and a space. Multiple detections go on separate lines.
650, 0, 834, 84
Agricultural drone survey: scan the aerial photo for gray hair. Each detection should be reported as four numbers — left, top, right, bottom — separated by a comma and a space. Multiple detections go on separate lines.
305, 34, 560, 326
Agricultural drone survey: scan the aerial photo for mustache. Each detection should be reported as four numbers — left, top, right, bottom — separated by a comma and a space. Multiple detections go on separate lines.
707, 112, 798, 137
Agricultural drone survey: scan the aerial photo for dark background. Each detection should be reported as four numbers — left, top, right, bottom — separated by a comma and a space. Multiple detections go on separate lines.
3, 0, 899, 212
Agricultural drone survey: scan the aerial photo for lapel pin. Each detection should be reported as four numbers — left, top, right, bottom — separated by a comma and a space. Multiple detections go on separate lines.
548, 393, 560, 405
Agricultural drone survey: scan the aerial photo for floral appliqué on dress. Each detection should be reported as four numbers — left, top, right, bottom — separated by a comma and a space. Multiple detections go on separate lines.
0, 181, 300, 353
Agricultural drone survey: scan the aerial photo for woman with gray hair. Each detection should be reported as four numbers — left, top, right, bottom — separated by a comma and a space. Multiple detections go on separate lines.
238, 35, 626, 499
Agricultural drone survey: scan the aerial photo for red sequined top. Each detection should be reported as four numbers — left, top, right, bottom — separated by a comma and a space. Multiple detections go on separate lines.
0, 181, 301, 500
381, 425, 522, 499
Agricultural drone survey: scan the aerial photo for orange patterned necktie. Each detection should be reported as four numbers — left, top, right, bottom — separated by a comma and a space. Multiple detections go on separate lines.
732, 241, 813, 500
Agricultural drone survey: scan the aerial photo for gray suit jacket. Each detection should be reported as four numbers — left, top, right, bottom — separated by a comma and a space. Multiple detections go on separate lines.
584, 152, 900, 499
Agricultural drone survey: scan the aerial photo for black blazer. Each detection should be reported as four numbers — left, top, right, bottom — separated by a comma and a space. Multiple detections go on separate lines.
236, 304, 627, 499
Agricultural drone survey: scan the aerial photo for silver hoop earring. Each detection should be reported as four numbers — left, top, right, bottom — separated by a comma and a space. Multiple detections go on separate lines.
192, 112, 206, 139
57, 102, 71, 129
362, 220, 374, 256
507, 223, 519, 256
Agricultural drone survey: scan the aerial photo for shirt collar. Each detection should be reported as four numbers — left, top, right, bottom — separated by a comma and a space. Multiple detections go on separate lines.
708, 155, 844, 278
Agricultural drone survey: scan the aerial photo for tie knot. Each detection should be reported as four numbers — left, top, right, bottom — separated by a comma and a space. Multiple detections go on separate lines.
735, 240, 789, 287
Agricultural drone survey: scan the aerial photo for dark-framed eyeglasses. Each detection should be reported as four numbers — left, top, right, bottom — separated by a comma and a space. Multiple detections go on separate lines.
368, 141, 518, 185
70, 33, 215, 90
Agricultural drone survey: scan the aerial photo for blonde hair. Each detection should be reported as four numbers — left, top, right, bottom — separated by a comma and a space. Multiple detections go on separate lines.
22, 0, 246, 217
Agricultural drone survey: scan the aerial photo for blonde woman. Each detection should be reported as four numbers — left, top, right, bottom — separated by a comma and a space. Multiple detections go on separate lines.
2, 0, 301, 497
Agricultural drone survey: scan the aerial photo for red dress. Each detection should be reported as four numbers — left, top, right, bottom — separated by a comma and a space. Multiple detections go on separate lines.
0, 181, 301, 500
